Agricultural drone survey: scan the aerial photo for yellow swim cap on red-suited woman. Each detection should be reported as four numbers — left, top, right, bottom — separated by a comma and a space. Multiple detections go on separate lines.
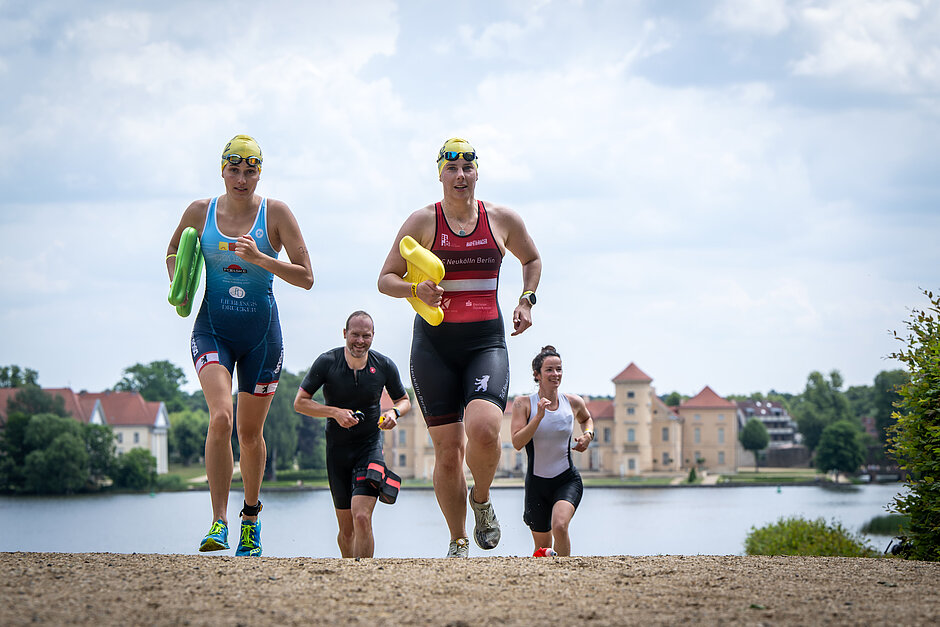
437, 137, 478, 175
221, 134, 263, 172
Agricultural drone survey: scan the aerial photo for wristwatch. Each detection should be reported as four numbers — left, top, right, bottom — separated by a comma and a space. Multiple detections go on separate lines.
392, 407, 401, 418
520, 291, 537, 306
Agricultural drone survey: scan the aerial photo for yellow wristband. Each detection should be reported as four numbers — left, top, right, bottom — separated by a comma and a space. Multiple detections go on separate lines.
166, 253, 177, 261
411, 282, 418, 298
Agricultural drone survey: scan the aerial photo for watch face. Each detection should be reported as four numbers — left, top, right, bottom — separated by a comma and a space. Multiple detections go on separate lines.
523, 292, 536, 305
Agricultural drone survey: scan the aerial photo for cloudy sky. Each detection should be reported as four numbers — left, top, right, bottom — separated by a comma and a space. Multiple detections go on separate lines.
2, 0, 938, 401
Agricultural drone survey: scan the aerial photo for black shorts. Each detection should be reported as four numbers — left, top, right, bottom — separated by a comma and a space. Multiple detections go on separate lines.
523, 467, 583, 533
410, 315, 510, 427
326, 434, 383, 510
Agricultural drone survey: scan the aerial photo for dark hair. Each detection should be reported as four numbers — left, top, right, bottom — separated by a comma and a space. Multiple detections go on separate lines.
345, 310, 373, 330
531, 345, 561, 381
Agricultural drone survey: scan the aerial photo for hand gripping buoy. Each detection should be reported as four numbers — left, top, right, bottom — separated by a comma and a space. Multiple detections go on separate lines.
167, 226, 204, 318
399, 235, 445, 326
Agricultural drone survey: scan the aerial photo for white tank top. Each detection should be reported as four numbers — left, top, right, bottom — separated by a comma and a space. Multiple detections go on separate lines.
527, 392, 574, 478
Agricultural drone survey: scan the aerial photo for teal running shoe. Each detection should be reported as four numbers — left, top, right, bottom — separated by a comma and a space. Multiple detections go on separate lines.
198, 519, 229, 552
236, 519, 262, 556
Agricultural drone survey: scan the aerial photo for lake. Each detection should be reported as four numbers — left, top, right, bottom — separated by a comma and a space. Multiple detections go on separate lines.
0, 484, 904, 558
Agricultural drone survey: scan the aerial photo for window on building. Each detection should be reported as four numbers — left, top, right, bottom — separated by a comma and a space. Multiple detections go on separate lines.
694, 414, 701, 421
662, 427, 669, 442
718, 451, 725, 465
662, 452, 670, 465
627, 390, 635, 398
398, 430, 406, 446
627, 407, 635, 415
718, 427, 725, 444
133, 432, 140, 444
718, 413, 725, 421
694, 427, 701, 444
627, 428, 635, 443
398, 454, 407, 466
590, 449, 600, 470
117, 433, 123, 444
603, 427, 611, 443
628, 458, 636, 470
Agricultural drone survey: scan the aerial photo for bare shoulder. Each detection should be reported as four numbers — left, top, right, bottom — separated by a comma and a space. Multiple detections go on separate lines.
565, 393, 588, 411
399, 203, 437, 248
480, 200, 523, 226
512, 394, 532, 410
180, 198, 211, 230
265, 198, 294, 220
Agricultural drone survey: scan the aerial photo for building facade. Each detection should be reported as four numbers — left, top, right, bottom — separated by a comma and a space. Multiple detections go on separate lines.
380, 362, 738, 478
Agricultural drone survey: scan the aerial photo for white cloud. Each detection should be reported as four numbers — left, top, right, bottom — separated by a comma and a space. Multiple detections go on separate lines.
712, 0, 791, 35
791, 0, 940, 92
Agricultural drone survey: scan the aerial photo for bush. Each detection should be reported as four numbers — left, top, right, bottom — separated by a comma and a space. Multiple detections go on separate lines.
112, 448, 157, 491
888, 288, 940, 561
861, 514, 910, 536
154, 473, 187, 492
687, 467, 697, 483
744, 516, 877, 557
274, 469, 328, 482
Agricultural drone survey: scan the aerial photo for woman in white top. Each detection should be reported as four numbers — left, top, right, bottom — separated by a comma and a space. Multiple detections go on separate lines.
511, 345, 594, 556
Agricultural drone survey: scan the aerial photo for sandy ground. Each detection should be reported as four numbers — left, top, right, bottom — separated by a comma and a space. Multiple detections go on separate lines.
3, 552, 939, 626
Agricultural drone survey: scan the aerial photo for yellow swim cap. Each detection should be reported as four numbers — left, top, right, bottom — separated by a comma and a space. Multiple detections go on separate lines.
221, 134, 263, 172
437, 137, 478, 175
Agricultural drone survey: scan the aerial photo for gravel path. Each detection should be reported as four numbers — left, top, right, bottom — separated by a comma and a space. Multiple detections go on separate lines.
3, 552, 938, 625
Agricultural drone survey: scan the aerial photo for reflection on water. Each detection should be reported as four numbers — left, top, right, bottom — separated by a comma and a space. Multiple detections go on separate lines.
0, 484, 904, 558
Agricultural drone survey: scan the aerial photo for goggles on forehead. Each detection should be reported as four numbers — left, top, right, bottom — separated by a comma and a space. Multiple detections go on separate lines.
439, 150, 476, 163
223, 154, 262, 167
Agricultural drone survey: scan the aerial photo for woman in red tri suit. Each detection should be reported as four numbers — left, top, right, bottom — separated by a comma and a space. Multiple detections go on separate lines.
378, 138, 542, 557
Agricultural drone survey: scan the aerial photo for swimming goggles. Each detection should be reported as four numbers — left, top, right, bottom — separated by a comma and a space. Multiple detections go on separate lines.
439, 150, 476, 162
223, 154, 262, 167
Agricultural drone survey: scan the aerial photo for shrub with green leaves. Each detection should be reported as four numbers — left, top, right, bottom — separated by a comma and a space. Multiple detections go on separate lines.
744, 516, 877, 557
888, 289, 940, 561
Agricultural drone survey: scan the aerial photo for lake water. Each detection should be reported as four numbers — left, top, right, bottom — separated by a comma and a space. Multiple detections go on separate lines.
0, 484, 904, 558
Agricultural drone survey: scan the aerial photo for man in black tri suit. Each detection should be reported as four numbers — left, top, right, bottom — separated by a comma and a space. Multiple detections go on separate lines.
294, 311, 411, 558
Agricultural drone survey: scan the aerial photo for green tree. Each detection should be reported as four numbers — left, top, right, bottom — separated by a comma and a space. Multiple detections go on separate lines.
22, 414, 89, 494
791, 370, 852, 452
114, 360, 188, 412
888, 289, 940, 561
6, 385, 68, 419
84, 423, 116, 483
262, 370, 303, 479
845, 384, 874, 421
113, 448, 157, 491
739, 417, 770, 471
0, 365, 39, 387
297, 386, 327, 470
872, 369, 907, 445
814, 420, 866, 476
660, 391, 685, 407
169, 409, 209, 465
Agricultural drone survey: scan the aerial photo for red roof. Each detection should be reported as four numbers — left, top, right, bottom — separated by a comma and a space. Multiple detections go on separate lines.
612, 362, 652, 383
0, 387, 164, 428
680, 385, 736, 409
78, 391, 163, 426
585, 398, 614, 420
0, 387, 92, 423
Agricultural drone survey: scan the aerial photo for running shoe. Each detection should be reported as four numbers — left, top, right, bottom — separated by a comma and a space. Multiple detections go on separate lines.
235, 519, 262, 556
198, 519, 229, 552
468, 486, 501, 550
446, 537, 470, 558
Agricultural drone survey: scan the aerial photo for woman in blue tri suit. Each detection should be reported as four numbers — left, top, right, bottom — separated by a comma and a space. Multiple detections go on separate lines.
511, 345, 594, 557
165, 135, 313, 557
